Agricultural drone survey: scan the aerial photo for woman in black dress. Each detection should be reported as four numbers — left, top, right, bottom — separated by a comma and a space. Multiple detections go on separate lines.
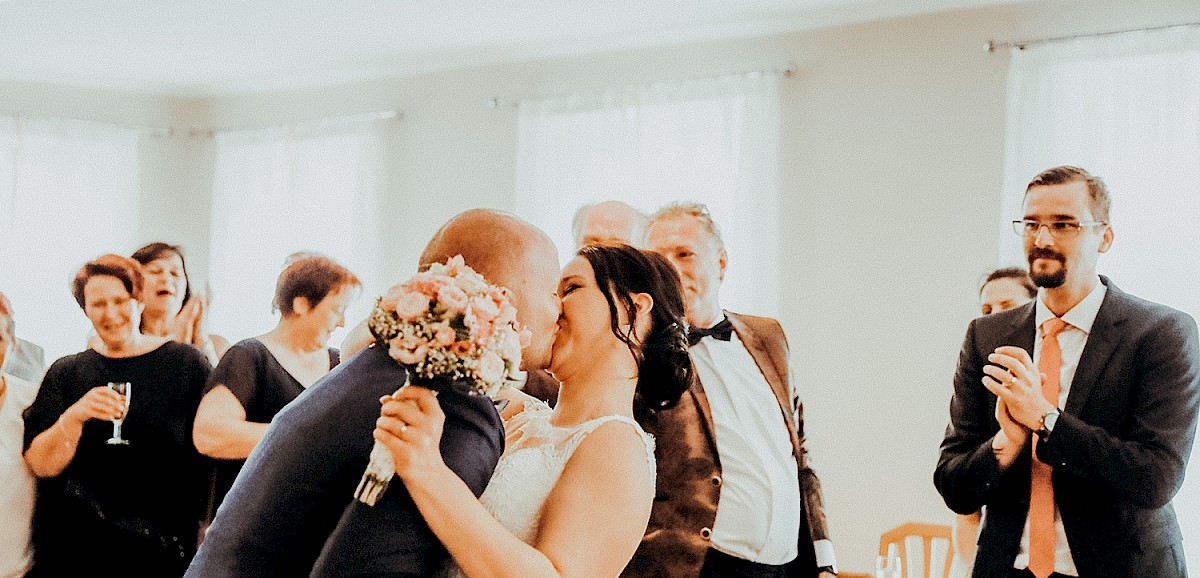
192, 254, 360, 512
23, 254, 212, 577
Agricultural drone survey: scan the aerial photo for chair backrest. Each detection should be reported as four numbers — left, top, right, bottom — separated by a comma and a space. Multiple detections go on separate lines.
879, 522, 953, 578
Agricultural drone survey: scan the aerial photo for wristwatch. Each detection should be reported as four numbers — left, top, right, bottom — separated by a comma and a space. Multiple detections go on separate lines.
1037, 409, 1060, 439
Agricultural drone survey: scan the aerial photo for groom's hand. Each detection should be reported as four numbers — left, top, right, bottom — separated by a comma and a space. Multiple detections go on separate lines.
375, 385, 446, 484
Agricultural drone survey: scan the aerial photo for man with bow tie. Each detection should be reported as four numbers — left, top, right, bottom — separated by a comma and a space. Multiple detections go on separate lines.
626, 202, 836, 578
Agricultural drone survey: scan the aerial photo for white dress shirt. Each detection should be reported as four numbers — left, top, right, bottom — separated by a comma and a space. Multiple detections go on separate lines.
691, 332, 803, 565
0, 372, 37, 578
0, 339, 46, 385
1010, 280, 1107, 576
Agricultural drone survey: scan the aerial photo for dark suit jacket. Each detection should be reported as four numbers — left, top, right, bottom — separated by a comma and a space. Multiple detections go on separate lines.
624, 311, 831, 578
186, 344, 504, 578
521, 369, 560, 407
935, 278, 1200, 578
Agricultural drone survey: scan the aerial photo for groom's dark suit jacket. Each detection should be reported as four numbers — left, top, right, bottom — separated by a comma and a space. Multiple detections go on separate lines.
186, 344, 504, 578
936, 277, 1200, 578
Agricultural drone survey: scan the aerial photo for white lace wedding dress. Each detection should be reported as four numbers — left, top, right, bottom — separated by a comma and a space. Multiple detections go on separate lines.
438, 400, 655, 578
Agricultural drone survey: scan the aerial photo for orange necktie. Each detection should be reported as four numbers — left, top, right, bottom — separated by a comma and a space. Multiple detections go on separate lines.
1030, 317, 1068, 578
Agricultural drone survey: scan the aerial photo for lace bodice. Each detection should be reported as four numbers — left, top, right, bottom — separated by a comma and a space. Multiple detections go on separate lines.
439, 400, 655, 577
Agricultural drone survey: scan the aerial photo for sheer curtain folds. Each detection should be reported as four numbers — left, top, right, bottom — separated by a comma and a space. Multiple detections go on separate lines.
207, 114, 392, 349
514, 72, 781, 316
1000, 26, 1200, 575
0, 116, 141, 361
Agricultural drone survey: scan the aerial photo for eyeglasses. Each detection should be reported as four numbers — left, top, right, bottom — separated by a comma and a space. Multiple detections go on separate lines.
1012, 220, 1106, 239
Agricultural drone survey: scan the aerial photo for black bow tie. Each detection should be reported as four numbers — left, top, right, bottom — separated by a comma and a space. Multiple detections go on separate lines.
687, 317, 734, 346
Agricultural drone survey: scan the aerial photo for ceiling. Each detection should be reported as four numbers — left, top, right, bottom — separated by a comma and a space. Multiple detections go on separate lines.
0, 0, 1028, 96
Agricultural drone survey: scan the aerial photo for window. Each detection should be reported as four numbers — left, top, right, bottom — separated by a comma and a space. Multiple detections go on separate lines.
514, 72, 782, 316
1000, 26, 1200, 574
206, 114, 392, 348
0, 116, 141, 361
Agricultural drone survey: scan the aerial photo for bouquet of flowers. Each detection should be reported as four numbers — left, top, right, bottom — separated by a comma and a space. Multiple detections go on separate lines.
354, 255, 530, 506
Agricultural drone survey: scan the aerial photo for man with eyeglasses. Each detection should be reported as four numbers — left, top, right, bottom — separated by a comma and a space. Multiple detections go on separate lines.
936, 166, 1199, 578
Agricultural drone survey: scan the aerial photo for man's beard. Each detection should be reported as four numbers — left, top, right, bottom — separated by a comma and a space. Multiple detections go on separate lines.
1028, 247, 1067, 288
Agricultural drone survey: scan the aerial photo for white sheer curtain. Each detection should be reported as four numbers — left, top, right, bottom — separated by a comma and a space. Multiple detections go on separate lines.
0, 116, 141, 362
1000, 26, 1200, 574
515, 72, 781, 316
207, 114, 391, 349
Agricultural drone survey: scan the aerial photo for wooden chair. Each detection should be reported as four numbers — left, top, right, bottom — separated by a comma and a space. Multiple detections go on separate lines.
879, 522, 953, 578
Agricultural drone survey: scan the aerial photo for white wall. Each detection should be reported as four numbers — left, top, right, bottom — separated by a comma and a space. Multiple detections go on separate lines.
5, 0, 1200, 572
0, 84, 214, 278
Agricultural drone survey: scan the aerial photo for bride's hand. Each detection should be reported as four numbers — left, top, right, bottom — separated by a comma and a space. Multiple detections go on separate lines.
374, 385, 445, 484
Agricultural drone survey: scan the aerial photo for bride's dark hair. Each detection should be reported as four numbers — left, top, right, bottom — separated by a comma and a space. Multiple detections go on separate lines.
578, 243, 692, 410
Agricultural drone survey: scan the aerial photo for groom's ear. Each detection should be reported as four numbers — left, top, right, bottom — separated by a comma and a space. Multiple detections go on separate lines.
292, 296, 312, 315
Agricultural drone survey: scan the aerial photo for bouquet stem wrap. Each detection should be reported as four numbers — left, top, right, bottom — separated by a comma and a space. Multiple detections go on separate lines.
355, 437, 398, 506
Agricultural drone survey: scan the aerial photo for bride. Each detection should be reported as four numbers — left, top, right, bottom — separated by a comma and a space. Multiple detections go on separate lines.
374, 243, 692, 578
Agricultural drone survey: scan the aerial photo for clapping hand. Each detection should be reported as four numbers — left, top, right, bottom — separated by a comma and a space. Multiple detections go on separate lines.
374, 386, 445, 486
171, 294, 208, 347
982, 346, 1056, 431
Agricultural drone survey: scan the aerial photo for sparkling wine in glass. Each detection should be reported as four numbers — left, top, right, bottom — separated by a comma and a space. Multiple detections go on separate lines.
106, 381, 131, 445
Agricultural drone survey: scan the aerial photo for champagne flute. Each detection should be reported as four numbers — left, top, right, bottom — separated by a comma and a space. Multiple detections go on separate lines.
106, 381, 131, 445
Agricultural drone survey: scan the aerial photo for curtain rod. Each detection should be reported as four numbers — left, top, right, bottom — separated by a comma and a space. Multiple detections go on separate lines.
1, 109, 400, 139
184, 109, 401, 139
985, 21, 1200, 53
0, 112, 172, 137
488, 62, 796, 109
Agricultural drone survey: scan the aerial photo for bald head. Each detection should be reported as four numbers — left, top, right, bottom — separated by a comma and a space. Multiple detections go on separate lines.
572, 201, 647, 249
420, 209, 561, 370
420, 209, 551, 283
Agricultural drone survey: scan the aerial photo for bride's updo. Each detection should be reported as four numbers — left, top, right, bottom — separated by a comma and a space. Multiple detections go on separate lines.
577, 243, 692, 410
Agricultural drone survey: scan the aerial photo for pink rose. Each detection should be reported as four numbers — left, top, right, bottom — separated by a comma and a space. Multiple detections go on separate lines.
379, 285, 407, 311
443, 255, 466, 276
477, 350, 505, 384
434, 324, 456, 347
470, 295, 499, 322
495, 304, 517, 326
408, 276, 445, 297
462, 279, 485, 296
438, 284, 469, 313
395, 291, 430, 320
395, 344, 428, 365
499, 329, 522, 363
388, 335, 428, 365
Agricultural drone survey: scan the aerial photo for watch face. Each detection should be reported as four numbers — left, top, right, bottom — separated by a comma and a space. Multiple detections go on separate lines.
1044, 410, 1059, 431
